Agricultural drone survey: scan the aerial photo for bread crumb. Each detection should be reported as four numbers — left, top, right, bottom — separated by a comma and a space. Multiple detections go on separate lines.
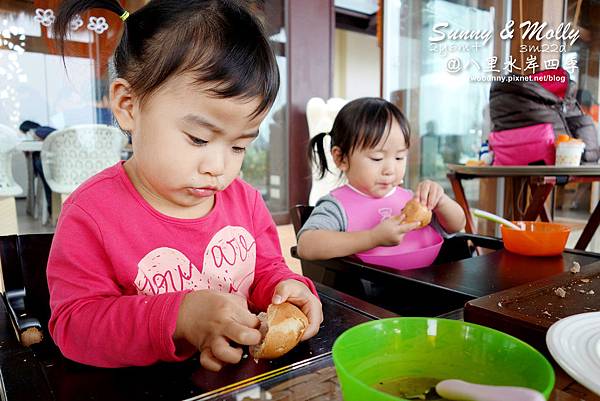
579, 289, 586, 294
20, 327, 43, 347
581, 279, 591, 283
588, 290, 595, 295
555, 287, 567, 298
542, 311, 551, 316
570, 261, 581, 273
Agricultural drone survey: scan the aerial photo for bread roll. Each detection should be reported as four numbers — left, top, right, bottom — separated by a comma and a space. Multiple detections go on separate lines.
250, 302, 308, 359
401, 198, 432, 227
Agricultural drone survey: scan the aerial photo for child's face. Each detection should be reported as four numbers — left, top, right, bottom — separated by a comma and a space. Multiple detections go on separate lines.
119, 74, 266, 218
336, 120, 408, 198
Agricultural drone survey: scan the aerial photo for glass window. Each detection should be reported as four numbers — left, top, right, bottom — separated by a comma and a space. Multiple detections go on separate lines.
556, 0, 600, 221
383, 0, 508, 199
0, 1, 146, 130
241, 0, 289, 214
0, 0, 289, 214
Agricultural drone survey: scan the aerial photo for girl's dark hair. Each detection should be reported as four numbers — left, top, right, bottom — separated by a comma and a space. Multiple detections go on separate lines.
53, 0, 279, 117
309, 97, 411, 179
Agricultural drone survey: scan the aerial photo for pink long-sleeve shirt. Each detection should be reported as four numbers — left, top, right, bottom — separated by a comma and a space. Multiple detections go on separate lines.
47, 162, 316, 367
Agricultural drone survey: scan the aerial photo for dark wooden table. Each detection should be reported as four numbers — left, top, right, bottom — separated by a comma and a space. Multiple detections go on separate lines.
293, 235, 600, 317
0, 283, 394, 401
447, 163, 600, 250
193, 358, 599, 401
191, 321, 598, 401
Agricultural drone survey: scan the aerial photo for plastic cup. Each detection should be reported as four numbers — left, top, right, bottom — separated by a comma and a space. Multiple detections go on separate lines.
555, 141, 585, 166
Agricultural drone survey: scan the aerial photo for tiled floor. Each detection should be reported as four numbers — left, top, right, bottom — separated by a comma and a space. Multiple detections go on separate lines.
16, 199, 53, 235
276, 224, 302, 275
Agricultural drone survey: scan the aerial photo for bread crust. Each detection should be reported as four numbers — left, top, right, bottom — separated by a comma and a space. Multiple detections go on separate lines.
250, 303, 308, 359
401, 198, 432, 226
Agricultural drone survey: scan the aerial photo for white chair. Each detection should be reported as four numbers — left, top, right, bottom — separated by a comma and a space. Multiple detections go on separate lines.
41, 124, 127, 223
306, 97, 348, 205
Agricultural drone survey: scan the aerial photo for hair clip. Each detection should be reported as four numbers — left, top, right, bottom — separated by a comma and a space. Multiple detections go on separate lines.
120, 10, 130, 22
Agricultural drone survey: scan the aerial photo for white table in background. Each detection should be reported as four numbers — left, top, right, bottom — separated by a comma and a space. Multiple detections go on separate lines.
15, 140, 43, 217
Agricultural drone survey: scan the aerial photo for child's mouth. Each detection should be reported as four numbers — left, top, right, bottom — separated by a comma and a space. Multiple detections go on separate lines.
188, 187, 217, 198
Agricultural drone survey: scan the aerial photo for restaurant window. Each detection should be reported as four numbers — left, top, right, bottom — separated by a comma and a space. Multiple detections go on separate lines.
558, 0, 600, 218
241, 0, 289, 214
0, 0, 289, 214
0, 1, 151, 130
383, 0, 509, 202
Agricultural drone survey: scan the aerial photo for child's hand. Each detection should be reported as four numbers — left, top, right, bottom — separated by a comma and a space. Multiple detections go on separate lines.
174, 291, 261, 372
370, 216, 421, 247
272, 280, 323, 341
415, 180, 446, 210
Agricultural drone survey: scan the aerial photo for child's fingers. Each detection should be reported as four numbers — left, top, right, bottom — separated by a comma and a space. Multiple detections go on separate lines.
272, 280, 303, 304
223, 322, 261, 346
210, 337, 244, 364
233, 308, 260, 329
301, 299, 324, 341
200, 347, 224, 372
417, 181, 431, 205
400, 222, 421, 233
391, 213, 406, 223
428, 186, 443, 209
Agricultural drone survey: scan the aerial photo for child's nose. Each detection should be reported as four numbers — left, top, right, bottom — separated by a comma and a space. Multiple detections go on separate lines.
200, 150, 225, 176
382, 159, 395, 175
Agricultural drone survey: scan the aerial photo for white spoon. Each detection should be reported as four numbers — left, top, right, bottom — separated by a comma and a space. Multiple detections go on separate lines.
436, 379, 545, 401
471, 208, 524, 231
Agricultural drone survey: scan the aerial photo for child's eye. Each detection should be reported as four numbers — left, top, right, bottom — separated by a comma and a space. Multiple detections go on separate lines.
396, 156, 406, 161
370, 157, 383, 162
232, 146, 246, 154
187, 134, 208, 146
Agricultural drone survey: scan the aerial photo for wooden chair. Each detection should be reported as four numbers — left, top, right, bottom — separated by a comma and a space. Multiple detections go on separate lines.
290, 204, 314, 236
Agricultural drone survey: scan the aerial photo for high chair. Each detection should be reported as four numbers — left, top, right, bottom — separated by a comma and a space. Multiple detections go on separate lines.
290, 204, 499, 317
0, 233, 52, 346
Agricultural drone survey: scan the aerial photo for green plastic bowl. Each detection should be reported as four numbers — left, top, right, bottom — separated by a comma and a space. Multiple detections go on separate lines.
332, 318, 555, 401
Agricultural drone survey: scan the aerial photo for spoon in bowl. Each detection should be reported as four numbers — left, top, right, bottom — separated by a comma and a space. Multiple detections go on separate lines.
399, 379, 545, 401
435, 379, 545, 401
471, 208, 524, 231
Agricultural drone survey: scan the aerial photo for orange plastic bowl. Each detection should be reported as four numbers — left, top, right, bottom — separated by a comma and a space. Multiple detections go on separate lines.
501, 221, 570, 256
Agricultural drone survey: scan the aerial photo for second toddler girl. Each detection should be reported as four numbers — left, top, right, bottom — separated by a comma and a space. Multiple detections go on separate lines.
297, 97, 466, 261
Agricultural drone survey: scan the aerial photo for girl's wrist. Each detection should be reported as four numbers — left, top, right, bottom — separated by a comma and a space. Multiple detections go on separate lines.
367, 228, 380, 248
434, 194, 450, 212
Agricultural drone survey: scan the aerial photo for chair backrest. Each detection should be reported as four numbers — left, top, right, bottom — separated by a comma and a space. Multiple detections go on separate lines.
0, 234, 53, 328
0, 125, 23, 197
41, 124, 126, 194
290, 204, 314, 235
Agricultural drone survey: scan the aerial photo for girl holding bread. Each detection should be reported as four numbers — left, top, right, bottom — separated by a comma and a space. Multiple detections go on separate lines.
297, 97, 466, 261
47, 0, 322, 371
